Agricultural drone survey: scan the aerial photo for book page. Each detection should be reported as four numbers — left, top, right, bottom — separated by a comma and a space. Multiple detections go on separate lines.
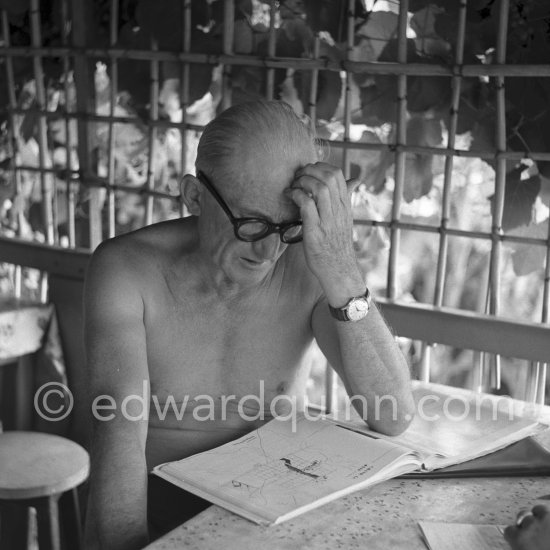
419, 521, 508, 550
397, 384, 544, 458
335, 382, 547, 466
154, 414, 421, 524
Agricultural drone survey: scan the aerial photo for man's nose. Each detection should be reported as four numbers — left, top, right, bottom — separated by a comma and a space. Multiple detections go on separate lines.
251, 233, 283, 260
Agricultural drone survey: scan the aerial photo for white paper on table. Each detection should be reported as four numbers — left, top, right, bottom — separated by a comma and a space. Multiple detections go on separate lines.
419, 521, 508, 550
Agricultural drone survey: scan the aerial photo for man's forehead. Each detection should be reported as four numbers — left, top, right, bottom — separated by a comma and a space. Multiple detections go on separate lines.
230, 178, 300, 221
237, 140, 317, 186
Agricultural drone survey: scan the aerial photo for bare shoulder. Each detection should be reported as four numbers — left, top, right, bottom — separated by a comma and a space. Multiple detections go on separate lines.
84, 217, 198, 320
87, 218, 196, 282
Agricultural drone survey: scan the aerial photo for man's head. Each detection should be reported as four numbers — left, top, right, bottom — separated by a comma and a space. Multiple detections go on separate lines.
181, 100, 319, 287
195, 100, 318, 184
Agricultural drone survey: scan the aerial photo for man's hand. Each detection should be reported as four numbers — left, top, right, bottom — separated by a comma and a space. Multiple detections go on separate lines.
285, 162, 364, 307
292, 164, 415, 436
504, 505, 550, 550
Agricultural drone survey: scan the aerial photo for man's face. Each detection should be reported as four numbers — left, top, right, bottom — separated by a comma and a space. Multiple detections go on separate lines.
199, 142, 317, 287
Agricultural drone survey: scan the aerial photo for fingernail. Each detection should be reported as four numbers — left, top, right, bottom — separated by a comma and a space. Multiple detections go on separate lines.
516, 511, 534, 527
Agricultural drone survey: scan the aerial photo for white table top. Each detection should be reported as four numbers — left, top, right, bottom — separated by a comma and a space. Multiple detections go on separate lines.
144, 476, 550, 550
144, 430, 550, 550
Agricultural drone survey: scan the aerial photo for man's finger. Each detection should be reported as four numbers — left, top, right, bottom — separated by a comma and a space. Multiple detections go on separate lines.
532, 504, 549, 518
285, 188, 320, 227
517, 513, 536, 530
346, 178, 361, 195
291, 176, 333, 219
296, 162, 347, 197
503, 524, 519, 543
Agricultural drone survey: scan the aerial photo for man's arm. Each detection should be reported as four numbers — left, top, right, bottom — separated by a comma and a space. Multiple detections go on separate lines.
83, 240, 150, 550
311, 295, 414, 435
286, 162, 414, 435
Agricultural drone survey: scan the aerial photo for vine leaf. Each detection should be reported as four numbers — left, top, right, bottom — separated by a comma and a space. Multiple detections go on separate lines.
375, 39, 452, 115
135, 0, 215, 51
489, 166, 541, 231
302, 0, 367, 42
506, 77, 550, 179
294, 37, 341, 121
410, 4, 450, 58
403, 117, 443, 202
509, 220, 548, 276
351, 10, 398, 85
116, 22, 153, 108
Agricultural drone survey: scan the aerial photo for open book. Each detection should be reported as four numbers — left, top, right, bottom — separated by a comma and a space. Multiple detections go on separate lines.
336, 381, 549, 471
152, 382, 548, 526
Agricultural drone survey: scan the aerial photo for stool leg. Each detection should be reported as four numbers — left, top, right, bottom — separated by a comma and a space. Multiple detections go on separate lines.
59, 488, 82, 550
0, 501, 29, 550
36, 496, 61, 550
14, 354, 34, 430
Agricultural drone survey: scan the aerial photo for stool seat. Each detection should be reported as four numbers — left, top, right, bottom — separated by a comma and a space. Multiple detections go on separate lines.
0, 431, 89, 500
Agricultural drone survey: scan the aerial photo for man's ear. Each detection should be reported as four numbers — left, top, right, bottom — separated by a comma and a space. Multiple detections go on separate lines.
180, 174, 202, 215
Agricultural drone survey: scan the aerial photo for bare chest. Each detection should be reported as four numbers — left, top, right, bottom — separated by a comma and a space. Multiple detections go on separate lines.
144, 281, 317, 403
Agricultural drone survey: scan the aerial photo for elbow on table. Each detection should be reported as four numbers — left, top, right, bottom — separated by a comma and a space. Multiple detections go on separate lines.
368, 390, 415, 437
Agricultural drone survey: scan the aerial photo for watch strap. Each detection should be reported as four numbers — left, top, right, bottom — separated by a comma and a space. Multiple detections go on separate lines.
328, 304, 350, 321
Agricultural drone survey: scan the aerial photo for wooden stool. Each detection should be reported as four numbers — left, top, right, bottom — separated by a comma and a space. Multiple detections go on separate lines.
0, 431, 90, 550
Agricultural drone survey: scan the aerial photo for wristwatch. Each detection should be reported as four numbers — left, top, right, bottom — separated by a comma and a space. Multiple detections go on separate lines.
328, 288, 371, 322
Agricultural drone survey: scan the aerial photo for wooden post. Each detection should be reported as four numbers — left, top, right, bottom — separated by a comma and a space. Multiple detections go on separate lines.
221, 0, 235, 111
2, 10, 24, 297
70, 0, 102, 250
144, 38, 159, 226
341, 0, 355, 180
488, 0, 510, 390
265, 0, 277, 100
387, 0, 409, 300
105, 0, 119, 238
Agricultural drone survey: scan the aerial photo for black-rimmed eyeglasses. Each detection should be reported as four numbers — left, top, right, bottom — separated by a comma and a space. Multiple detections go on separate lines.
196, 171, 303, 244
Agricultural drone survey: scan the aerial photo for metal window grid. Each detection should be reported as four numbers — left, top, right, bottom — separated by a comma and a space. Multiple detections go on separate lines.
1, 0, 549, 405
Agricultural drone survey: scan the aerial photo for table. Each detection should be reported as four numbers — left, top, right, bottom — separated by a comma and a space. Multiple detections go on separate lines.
145, 476, 550, 550
145, 431, 550, 550
0, 300, 53, 430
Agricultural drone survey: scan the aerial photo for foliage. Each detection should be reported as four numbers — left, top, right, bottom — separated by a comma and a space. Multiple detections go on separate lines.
0, 1, 549, 290
1, 0, 550, 400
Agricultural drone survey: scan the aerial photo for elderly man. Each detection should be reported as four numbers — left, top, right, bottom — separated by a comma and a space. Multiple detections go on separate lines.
83, 100, 414, 550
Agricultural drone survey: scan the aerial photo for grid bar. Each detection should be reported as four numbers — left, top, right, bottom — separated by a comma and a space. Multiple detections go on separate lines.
387, 0, 409, 302
487, 0, 510, 390
1, 10, 24, 297
106, 0, 119, 239
265, 0, 277, 101
70, 0, 101, 249
429, 0, 468, 386
308, 36, 320, 130
60, 0, 77, 247
221, 0, 235, 111
353, 218, 550, 246
8, 102, 550, 162
7, 103, 550, 162
30, 0, 55, 246
341, 0, 355, 179
4, 46, 550, 77
179, 0, 191, 217
433, 0, 468, 309
13, 159, 550, 245
144, 38, 160, 226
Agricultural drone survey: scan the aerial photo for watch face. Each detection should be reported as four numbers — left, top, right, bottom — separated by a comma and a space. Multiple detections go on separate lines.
348, 298, 370, 321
